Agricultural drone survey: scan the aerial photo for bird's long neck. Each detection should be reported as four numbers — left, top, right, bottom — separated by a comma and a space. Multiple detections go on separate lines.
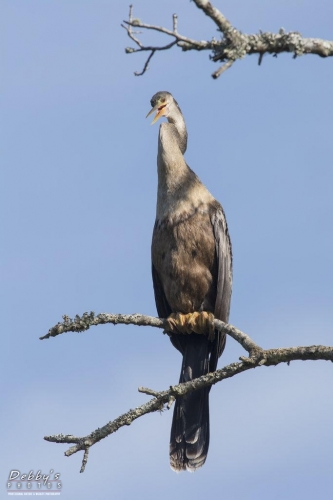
158, 109, 186, 174
157, 109, 187, 176
155, 116, 214, 221
166, 111, 188, 155
156, 120, 191, 219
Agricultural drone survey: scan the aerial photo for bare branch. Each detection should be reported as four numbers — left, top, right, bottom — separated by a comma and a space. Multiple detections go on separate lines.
134, 50, 155, 77
44, 358, 250, 473
138, 386, 161, 397
43, 310, 333, 472
172, 13, 178, 34
122, 3, 333, 78
40, 312, 165, 340
121, 10, 179, 76
80, 448, 89, 474
40, 311, 261, 357
212, 60, 235, 79
192, 0, 237, 40
123, 19, 211, 50
213, 318, 262, 355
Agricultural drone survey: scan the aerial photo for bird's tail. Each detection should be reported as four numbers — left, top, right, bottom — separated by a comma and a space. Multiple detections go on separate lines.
170, 335, 210, 472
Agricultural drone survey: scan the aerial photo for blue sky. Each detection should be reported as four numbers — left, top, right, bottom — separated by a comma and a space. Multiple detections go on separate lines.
2, 0, 333, 498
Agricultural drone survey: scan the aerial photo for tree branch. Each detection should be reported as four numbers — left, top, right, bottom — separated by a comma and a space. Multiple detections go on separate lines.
122, 1, 333, 78
42, 310, 333, 472
39, 312, 165, 340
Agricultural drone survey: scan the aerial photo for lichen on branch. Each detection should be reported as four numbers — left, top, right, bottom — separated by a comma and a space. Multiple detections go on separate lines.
122, 1, 333, 78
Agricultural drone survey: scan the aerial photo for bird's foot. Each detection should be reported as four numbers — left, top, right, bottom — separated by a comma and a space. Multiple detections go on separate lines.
166, 312, 215, 341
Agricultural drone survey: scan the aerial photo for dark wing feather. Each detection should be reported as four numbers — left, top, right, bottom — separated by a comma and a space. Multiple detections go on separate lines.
152, 263, 172, 319
152, 263, 186, 355
209, 206, 233, 371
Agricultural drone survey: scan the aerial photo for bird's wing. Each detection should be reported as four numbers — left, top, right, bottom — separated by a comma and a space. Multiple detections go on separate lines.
210, 205, 233, 369
152, 263, 187, 355
152, 263, 172, 319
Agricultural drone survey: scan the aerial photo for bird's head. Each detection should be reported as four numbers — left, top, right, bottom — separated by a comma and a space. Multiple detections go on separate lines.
146, 91, 181, 124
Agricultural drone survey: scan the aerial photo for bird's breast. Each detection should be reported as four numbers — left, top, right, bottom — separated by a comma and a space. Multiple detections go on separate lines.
151, 208, 216, 313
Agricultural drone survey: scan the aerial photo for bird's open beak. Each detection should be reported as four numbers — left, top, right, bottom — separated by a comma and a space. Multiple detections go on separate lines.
146, 103, 167, 124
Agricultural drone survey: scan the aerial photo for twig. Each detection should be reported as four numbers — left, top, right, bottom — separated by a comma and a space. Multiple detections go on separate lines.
134, 50, 155, 76
138, 386, 161, 397
212, 60, 235, 79
172, 13, 178, 34
213, 318, 262, 355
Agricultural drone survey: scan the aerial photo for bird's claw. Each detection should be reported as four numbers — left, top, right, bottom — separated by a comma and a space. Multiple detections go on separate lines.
166, 311, 215, 341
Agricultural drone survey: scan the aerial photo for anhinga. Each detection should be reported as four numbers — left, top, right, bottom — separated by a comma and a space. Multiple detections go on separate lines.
147, 91, 232, 472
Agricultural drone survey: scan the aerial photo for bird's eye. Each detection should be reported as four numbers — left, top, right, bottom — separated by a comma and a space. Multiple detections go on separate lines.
161, 98, 166, 103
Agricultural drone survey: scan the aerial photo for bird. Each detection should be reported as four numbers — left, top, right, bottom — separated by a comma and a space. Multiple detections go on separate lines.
147, 91, 232, 472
